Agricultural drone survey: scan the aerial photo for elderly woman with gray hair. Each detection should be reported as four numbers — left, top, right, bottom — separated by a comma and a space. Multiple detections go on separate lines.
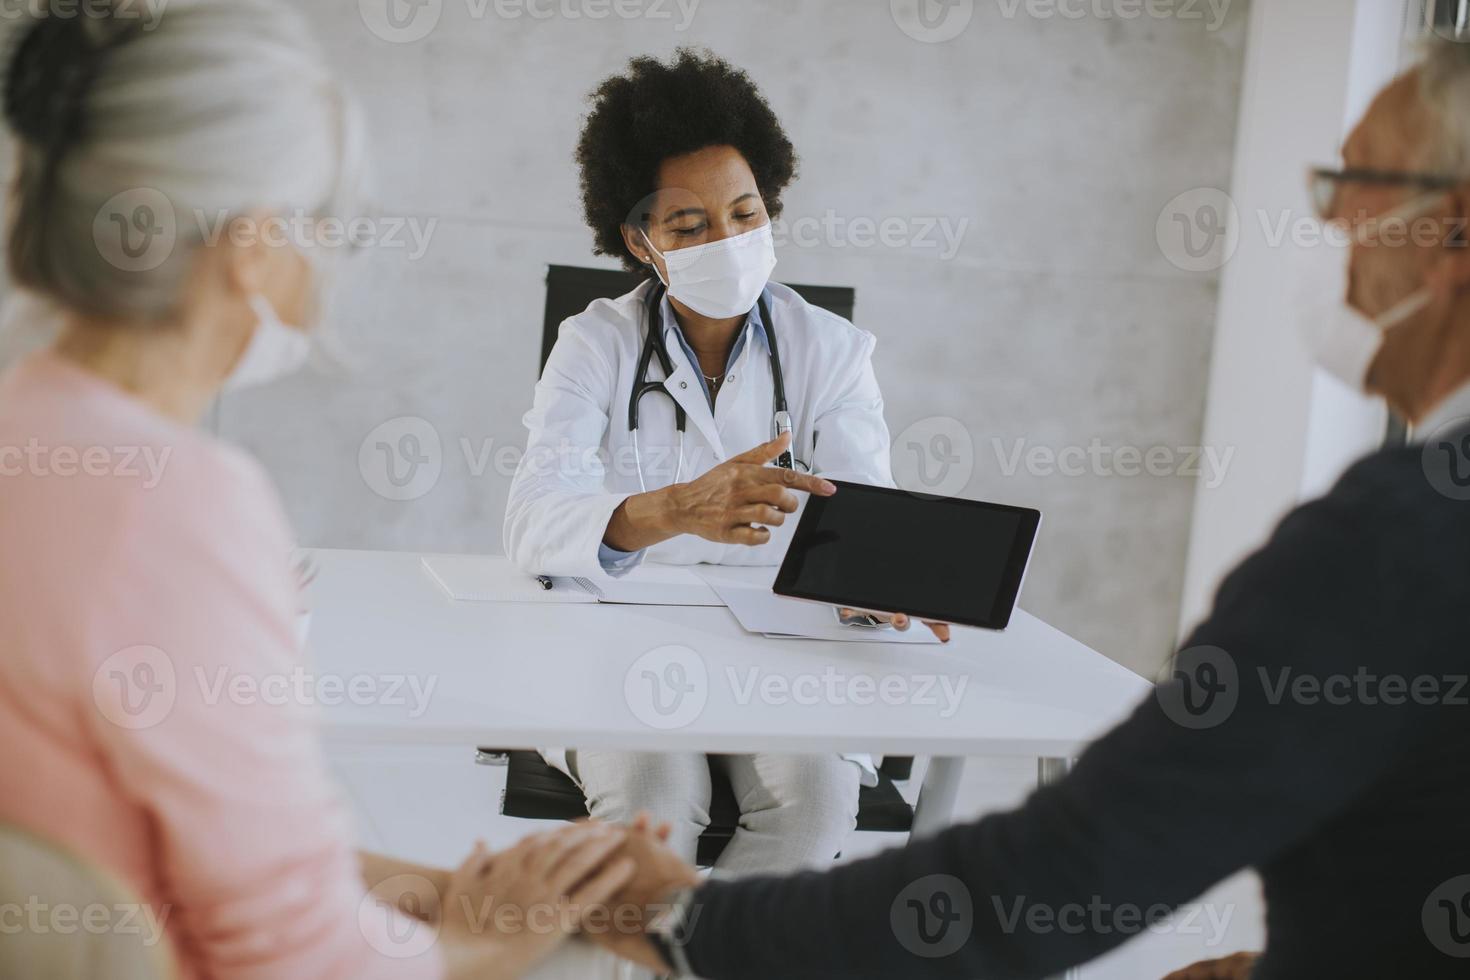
0, 3, 634, 978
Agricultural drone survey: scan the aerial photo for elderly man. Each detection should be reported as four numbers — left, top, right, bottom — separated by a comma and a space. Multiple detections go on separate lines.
593, 39, 1470, 980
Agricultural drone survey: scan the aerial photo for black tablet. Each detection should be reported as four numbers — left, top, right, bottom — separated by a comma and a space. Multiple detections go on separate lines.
773, 481, 1041, 631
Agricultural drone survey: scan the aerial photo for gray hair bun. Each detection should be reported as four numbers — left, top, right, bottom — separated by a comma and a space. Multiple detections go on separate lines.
4, 11, 135, 158
2, 0, 360, 324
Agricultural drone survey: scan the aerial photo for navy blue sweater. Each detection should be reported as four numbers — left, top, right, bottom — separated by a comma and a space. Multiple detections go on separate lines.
681, 439, 1470, 978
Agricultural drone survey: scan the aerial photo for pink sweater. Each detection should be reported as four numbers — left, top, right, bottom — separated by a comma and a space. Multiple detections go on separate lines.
0, 352, 443, 980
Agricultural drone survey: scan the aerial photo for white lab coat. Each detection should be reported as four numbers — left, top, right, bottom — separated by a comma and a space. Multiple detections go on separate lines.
505, 279, 896, 784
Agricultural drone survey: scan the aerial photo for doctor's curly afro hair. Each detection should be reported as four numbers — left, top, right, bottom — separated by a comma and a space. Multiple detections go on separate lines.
575, 48, 799, 273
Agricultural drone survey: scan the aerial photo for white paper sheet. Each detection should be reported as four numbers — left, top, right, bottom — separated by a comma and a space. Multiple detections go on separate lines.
694, 566, 942, 644
586, 563, 724, 606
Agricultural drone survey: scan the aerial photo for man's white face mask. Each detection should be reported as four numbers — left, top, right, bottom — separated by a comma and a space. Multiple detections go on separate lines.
1293, 194, 1447, 392
641, 222, 778, 319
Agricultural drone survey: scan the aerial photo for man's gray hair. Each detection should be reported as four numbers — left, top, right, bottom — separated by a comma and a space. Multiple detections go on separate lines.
1419, 38, 1470, 173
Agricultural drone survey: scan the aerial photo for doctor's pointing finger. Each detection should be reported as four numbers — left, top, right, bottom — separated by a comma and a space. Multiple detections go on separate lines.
605, 432, 837, 551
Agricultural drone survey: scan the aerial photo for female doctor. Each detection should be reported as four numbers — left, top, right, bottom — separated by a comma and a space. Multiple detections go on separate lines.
504, 50, 946, 875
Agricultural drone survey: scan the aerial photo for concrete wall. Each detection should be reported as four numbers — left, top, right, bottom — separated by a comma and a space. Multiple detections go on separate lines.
0, 0, 1252, 678
213, 0, 1251, 677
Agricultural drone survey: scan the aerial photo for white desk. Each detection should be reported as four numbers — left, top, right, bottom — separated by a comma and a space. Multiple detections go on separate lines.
305, 548, 1151, 837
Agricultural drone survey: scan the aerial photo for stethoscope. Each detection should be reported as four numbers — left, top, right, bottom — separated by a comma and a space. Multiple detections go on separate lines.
629, 280, 802, 492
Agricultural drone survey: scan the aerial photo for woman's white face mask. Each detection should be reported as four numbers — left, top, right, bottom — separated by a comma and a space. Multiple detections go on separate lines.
1293, 194, 1446, 392
223, 229, 353, 391
223, 293, 311, 392
641, 222, 777, 319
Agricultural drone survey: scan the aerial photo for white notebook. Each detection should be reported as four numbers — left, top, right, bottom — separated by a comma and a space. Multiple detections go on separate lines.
421, 555, 723, 607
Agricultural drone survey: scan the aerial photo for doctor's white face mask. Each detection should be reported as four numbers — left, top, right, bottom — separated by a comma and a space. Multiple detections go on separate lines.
641, 222, 777, 319
1293, 195, 1445, 392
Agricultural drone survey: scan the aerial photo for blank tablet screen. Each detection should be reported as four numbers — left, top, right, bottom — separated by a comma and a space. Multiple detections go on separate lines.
774, 481, 1041, 630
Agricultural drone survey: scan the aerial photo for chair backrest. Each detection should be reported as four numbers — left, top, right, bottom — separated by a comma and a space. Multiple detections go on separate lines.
540, 264, 857, 375
0, 823, 174, 980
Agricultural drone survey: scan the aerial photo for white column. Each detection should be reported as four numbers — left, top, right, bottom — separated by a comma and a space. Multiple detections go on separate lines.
1177, 0, 1410, 638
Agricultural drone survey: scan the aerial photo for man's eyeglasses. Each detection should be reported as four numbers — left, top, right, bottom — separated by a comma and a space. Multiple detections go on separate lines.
1310, 167, 1465, 220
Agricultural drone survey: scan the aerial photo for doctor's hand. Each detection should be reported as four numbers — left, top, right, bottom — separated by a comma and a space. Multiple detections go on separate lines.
606, 432, 835, 551
668, 433, 836, 545
839, 608, 952, 643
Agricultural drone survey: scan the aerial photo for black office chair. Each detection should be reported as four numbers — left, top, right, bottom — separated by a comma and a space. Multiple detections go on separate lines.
536, 264, 859, 374
480, 264, 914, 866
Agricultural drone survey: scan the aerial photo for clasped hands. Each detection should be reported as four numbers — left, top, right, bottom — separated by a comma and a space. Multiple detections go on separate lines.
418, 819, 1259, 979
425, 815, 698, 977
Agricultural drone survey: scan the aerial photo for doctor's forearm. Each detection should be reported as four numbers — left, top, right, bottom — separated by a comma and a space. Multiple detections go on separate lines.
604, 487, 683, 551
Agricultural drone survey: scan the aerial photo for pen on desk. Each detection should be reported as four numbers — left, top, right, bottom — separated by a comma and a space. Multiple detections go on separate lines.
535, 575, 554, 591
